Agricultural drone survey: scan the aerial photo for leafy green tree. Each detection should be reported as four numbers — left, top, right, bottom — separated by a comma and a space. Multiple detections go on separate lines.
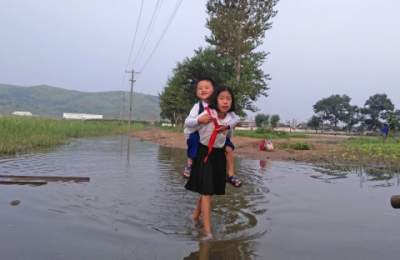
159, 48, 234, 124
343, 105, 361, 133
270, 114, 280, 128
388, 109, 400, 131
313, 94, 352, 130
255, 113, 269, 128
159, 77, 187, 126
362, 94, 395, 131
206, 0, 278, 112
307, 115, 322, 133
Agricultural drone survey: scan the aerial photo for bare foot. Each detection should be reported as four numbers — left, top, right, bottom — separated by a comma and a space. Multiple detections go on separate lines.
200, 232, 213, 241
191, 214, 201, 228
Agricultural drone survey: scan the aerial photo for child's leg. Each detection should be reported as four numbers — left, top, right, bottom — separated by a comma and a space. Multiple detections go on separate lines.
226, 146, 242, 187
184, 132, 200, 178
200, 195, 212, 234
225, 146, 234, 177
187, 158, 193, 167
183, 158, 192, 178
192, 196, 202, 222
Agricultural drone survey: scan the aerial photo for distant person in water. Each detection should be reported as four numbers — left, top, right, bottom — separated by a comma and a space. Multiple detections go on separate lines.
183, 78, 242, 187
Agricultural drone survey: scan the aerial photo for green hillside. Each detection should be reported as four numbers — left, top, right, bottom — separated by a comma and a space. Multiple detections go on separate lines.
0, 83, 160, 121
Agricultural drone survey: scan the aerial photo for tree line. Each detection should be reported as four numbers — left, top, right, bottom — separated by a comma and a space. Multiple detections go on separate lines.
255, 113, 280, 129
307, 94, 400, 133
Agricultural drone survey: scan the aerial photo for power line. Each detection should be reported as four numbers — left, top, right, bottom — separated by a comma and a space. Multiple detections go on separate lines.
125, 0, 145, 70
138, 0, 184, 73
119, 0, 145, 122
132, 0, 163, 69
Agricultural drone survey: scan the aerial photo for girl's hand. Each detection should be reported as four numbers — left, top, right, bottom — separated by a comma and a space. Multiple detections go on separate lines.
217, 125, 229, 133
198, 114, 212, 124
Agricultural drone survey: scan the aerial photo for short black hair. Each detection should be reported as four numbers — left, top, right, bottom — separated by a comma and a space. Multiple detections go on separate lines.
209, 86, 236, 113
194, 77, 215, 90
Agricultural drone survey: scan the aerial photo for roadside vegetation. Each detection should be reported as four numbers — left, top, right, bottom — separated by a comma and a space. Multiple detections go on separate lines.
341, 136, 400, 166
0, 117, 137, 154
235, 128, 307, 139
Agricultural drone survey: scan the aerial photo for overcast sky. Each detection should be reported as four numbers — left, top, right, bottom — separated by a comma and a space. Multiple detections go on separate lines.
1, 0, 399, 121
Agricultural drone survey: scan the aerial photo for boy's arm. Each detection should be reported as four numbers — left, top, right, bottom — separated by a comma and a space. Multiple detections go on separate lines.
184, 103, 200, 128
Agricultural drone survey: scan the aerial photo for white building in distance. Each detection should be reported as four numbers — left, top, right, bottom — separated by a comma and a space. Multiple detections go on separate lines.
63, 113, 103, 120
12, 111, 33, 116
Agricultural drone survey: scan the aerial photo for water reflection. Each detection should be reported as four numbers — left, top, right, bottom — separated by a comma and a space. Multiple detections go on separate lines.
184, 240, 252, 260
311, 163, 400, 187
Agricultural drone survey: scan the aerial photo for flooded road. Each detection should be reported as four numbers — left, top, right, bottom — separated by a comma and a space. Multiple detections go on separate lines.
1, 136, 399, 260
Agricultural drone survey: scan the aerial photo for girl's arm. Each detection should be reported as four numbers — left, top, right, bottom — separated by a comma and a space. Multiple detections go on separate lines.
226, 112, 241, 129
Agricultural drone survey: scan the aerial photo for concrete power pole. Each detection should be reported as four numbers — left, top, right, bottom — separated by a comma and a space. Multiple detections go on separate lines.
125, 70, 139, 135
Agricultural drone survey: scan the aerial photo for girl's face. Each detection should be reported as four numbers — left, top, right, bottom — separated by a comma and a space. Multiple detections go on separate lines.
217, 90, 232, 114
196, 80, 214, 101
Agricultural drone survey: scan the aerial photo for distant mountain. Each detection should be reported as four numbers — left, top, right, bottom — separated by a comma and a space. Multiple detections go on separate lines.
0, 83, 160, 121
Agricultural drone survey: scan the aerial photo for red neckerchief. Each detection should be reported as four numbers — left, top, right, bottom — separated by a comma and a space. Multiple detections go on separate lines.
203, 107, 221, 163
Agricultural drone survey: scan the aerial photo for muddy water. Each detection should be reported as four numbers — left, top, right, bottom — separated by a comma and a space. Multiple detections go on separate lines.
0, 136, 399, 260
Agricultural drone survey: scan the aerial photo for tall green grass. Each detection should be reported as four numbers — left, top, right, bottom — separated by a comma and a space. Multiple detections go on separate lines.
0, 116, 133, 154
343, 136, 400, 164
278, 142, 313, 150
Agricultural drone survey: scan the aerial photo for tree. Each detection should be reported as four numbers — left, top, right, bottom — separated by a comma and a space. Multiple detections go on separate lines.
388, 109, 400, 131
343, 105, 361, 133
206, 0, 278, 112
255, 113, 269, 128
159, 77, 187, 126
159, 48, 234, 124
362, 94, 395, 131
313, 94, 352, 131
270, 114, 280, 128
307, 115, 322, 133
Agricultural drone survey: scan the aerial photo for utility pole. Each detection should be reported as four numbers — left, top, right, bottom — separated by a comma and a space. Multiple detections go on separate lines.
125, 70, 139, 135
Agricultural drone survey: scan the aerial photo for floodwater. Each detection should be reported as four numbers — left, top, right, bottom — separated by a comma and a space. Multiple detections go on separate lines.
1, 136, 399, 260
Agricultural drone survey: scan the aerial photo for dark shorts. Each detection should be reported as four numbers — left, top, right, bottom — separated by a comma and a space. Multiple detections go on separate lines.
187, 132, 200, 159
225, 137, 235, 150
185, 144, 226, 195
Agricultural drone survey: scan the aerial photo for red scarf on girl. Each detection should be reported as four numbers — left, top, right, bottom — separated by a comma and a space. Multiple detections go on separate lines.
203, 107, 221, 163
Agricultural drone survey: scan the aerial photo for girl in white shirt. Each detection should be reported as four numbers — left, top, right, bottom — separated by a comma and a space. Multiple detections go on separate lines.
185, 86, 237, 240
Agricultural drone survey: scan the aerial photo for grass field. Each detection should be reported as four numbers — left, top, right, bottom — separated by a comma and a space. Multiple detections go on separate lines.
0, 116, 143, 154
235, 128, 307, 139
343, 136, 400, 165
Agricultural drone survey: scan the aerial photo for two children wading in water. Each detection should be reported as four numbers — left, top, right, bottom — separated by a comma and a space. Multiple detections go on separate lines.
184, 82, 240, 240
183, 78, 242, 187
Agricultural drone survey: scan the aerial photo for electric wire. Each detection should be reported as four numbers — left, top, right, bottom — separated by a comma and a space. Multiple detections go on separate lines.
132, 0, 163, 69
138, 0, 184, 73
120, 0, 145, 121
125, 0, 145, 70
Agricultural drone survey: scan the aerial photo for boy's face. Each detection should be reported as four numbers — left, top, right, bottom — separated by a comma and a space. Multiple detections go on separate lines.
196, 80, 214, 101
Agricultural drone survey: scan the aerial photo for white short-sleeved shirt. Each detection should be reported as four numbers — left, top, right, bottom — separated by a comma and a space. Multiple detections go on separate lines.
198, 109, 236, 148
184, 101, 240, 139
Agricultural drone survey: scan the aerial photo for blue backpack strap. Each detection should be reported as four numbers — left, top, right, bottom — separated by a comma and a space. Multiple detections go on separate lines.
198, 102, 204, 114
